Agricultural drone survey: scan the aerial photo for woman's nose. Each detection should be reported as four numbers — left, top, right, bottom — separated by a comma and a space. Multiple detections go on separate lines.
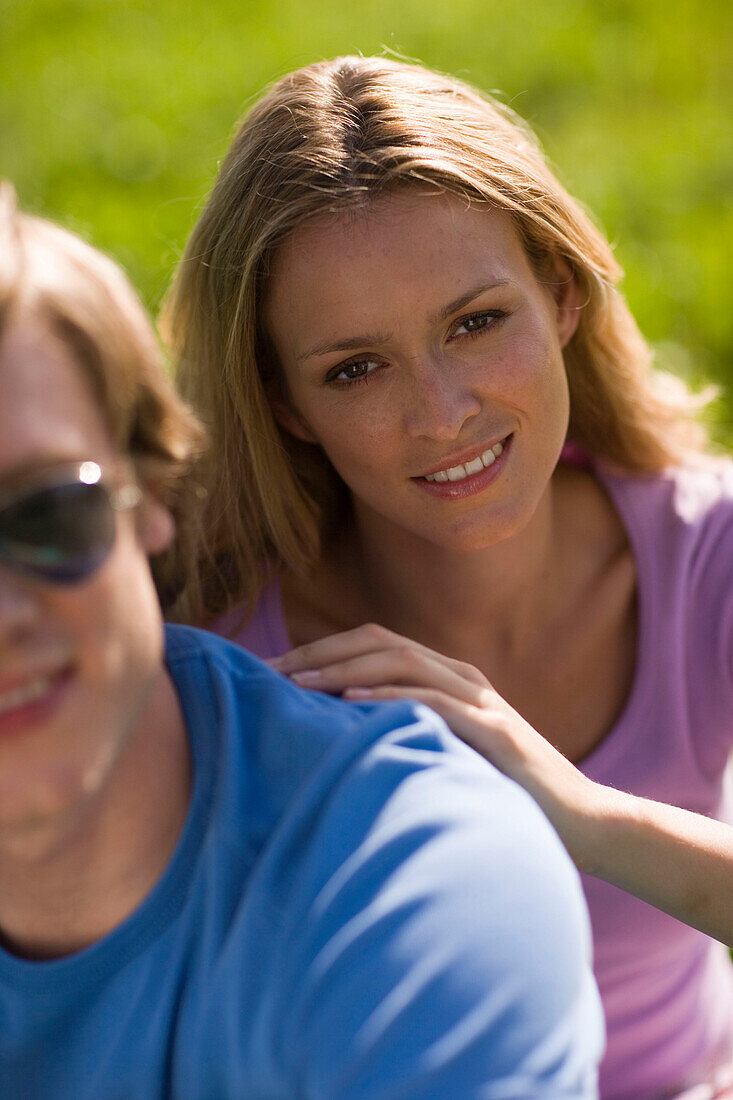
402, 358, 482, 441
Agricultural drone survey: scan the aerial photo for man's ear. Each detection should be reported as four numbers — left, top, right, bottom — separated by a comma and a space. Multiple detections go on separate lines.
549, 257, 585, 348
272, 398, 318, 445
138, 497, 176, 556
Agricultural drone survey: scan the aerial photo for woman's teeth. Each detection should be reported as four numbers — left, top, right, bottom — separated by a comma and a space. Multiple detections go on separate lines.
424, 440, 506, 483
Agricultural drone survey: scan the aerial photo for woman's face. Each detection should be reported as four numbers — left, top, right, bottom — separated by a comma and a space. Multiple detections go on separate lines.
265, 190, 581, 552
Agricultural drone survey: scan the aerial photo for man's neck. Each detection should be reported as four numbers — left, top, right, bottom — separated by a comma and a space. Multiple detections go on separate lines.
0, 672, 191, 960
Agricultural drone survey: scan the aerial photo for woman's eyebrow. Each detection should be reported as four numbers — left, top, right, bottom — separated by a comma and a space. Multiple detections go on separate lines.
297, 331, 390, 362
430, 281, 509, 325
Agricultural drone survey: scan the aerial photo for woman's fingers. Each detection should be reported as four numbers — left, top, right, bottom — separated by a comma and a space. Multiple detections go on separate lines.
269, 622, 490, 687
285, 647, 490, 706
268, 622, 396, 674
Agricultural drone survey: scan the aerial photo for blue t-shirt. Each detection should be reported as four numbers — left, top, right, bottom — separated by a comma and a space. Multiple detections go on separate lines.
0, 625, 604, 1098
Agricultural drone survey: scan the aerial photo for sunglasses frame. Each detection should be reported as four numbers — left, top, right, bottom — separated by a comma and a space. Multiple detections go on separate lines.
0, 461, 142, 584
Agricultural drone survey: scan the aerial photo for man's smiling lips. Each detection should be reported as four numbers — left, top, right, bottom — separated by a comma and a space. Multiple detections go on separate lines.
412, 434, 513, 499
0, 666, 73, 737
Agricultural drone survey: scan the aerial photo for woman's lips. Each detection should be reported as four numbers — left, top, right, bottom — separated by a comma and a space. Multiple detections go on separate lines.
413, 434, 512, 500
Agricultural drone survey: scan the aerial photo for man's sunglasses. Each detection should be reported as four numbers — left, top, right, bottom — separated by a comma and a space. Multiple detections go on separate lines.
0, 462, 142, 584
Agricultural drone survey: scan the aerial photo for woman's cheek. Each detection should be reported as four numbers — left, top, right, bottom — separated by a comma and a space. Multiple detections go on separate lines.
322, 392, 396, 461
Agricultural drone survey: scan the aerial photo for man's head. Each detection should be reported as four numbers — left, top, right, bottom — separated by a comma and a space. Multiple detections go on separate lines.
0, 185, 203, 837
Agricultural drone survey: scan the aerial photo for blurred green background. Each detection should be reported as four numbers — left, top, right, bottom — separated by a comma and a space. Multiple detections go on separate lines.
1, 0, 731, 438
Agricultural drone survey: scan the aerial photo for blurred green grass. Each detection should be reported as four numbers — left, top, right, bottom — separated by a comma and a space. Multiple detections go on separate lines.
1, 0, 731, 440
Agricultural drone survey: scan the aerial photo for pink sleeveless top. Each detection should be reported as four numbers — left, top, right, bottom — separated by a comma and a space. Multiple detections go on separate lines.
214, 461, 733, 1100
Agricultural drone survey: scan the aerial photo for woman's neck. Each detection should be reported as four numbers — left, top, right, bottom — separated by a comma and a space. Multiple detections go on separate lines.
346, 476, 563, 662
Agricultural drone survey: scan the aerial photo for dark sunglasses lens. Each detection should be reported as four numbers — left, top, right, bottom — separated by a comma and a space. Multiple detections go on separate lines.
0, 481, 115, 582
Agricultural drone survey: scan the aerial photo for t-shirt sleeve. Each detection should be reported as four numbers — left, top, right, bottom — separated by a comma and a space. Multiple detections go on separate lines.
270, 708, 604, 1099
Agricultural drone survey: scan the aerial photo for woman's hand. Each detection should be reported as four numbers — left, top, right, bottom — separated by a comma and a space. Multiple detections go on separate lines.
269, 623, 596, 861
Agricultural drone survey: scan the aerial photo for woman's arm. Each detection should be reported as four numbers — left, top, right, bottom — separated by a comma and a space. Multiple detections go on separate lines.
570, 785, 733, 945
270, 624, 733, 947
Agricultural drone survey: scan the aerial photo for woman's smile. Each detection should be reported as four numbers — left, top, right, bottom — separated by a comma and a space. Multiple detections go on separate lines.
414, 434, 513, 499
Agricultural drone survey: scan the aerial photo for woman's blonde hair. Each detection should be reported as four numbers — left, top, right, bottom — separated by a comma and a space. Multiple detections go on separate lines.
163, 55, 711, 626
0, 182, 206, 603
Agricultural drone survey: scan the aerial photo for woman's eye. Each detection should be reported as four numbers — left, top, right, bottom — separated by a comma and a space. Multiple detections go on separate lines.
327, 358, 380, 384
453, 310, 506, 338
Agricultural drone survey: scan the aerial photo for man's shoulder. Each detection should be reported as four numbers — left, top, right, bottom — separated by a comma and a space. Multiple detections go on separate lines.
236, 685, 602, 1099
163, 625, 575, 877
164, 621, 575, 822
165, 622, 430, 756
156, 627, 603, 1097
164, 623, 480, 839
